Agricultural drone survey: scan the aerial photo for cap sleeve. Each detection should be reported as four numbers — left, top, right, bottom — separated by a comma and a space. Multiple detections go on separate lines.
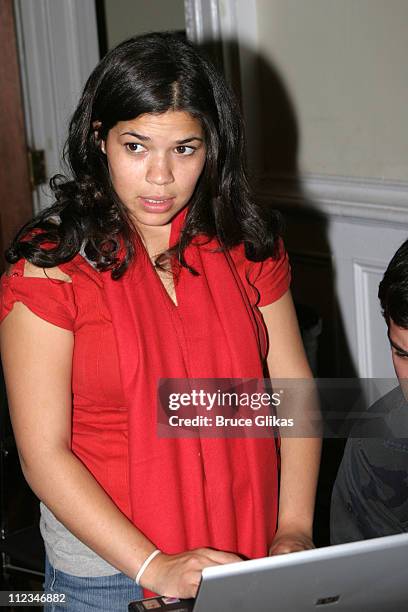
0, 260, 76, 330
231, 239, 291, 308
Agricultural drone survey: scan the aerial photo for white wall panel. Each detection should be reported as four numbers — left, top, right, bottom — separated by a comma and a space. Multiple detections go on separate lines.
353, 260, 391, 378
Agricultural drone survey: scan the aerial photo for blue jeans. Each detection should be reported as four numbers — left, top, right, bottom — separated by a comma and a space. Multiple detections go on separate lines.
43, 555, 144, 611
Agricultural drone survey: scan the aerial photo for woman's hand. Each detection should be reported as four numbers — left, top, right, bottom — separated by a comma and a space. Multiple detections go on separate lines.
141, 547, 242, 598
268, 529, 315, 556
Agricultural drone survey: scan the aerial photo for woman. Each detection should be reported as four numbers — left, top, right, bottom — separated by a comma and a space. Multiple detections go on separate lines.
0, 32, 320, 610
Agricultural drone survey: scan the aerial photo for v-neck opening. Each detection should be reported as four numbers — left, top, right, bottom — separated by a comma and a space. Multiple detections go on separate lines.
151, 258, 179, 308
138, 206, 189, 309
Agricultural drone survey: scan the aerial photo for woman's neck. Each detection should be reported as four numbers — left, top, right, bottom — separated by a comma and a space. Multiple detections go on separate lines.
134, 223, 171, 259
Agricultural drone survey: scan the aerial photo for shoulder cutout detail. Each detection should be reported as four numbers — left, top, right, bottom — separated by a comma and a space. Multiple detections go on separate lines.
23, 262, 72, 283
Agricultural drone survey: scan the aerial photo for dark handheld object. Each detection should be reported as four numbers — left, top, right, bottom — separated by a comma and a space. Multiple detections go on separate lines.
128, 595, 194, 611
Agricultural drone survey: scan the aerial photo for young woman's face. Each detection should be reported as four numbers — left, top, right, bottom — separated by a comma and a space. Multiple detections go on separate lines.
102, 110, 206, 237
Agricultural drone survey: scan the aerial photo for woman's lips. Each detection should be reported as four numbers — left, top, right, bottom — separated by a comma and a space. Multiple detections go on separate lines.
139, 197, 175, 213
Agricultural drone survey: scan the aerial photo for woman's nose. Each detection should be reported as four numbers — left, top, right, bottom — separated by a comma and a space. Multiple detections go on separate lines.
146, 156, 174, 186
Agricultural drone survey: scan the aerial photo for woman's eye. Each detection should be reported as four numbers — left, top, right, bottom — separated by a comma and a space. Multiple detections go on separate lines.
395, 351, 408, 359
125, 143, 145, 153
174, 145, 195, 156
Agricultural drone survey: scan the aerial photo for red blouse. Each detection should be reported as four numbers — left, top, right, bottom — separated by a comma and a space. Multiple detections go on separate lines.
0, 244, 290, 523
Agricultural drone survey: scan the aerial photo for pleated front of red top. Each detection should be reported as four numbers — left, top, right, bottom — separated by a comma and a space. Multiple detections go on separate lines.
103, 208, 290, 564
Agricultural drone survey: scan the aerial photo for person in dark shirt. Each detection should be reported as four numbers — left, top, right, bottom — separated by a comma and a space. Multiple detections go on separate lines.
331, 240, 408, 544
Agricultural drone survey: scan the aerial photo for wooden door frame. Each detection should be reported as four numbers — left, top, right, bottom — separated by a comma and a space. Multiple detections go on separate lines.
0, 0, 32, 270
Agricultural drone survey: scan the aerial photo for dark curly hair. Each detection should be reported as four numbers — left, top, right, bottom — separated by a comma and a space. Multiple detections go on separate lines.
379, 239, 408, 328
7, 32, 282, 278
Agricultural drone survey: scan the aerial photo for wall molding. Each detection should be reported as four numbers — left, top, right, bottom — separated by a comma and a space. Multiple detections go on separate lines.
185, 0, 261, 167
353, 259, 388, 378
256, 173, 408, 226
184, 0, 221, 43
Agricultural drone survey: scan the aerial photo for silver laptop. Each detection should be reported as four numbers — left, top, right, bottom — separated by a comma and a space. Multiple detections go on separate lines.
129, 532, 408, 611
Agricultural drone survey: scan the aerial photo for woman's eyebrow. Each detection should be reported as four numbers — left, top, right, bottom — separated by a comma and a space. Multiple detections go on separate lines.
176, 136, 204, 144
121, 131, 149, 140
120, 132, 204, 145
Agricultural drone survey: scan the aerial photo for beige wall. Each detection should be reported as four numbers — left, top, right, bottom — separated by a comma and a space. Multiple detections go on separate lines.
255, 0, 408, 180
104, 0, 185, 49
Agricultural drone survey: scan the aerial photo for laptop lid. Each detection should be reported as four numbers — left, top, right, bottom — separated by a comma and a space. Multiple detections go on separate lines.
192, 532, 408, 612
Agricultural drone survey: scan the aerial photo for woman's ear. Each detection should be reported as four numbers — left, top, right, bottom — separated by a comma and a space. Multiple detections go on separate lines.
92, 120, 105, 154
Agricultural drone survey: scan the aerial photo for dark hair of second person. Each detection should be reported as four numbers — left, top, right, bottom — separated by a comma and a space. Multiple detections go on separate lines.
379, 239, 408, 328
